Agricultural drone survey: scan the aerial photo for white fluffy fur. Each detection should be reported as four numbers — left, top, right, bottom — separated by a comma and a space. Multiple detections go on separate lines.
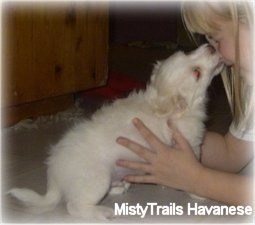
8, 44, 223, 219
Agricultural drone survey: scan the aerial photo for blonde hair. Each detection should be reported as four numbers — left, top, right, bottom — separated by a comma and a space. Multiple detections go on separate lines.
181, 1, 253, 130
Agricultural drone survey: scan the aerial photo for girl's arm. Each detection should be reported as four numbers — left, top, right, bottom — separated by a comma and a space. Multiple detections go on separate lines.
194, 164, 253, 205
201, 131, 253, 172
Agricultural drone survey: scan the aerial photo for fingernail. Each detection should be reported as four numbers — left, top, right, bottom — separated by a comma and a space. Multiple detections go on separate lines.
116, 159, 123, 165
132, 118, 139, 124
116, 137, 126, 145
167, 120, 172, 127
116, 137, 123, 143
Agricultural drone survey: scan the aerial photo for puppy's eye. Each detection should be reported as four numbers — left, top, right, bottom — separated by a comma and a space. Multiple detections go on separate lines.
192, 67, 201, 81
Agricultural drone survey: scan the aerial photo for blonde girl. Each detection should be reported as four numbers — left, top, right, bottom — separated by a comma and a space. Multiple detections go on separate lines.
116, 1, 254, 205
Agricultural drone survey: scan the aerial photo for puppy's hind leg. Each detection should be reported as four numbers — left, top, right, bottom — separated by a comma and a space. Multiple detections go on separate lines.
66, 174, 114, 220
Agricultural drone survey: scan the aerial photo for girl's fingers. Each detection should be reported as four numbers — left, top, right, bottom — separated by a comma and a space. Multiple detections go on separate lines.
168, 120, 191, 151
124, 174, 156, 184
116, 137, 154, 162
132, 118, 166, 151
116, 159, 152, 174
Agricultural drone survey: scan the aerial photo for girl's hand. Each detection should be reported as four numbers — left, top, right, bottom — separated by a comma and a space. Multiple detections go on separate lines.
116, 118, 203, 193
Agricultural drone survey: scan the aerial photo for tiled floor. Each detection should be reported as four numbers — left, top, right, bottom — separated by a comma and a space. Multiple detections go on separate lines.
1, 44, 253, 223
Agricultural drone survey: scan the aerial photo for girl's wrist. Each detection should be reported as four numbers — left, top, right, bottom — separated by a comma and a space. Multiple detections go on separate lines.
187, 163, 205, 195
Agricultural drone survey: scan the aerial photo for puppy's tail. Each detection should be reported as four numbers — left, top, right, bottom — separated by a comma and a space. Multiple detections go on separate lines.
7, 178, 61, 213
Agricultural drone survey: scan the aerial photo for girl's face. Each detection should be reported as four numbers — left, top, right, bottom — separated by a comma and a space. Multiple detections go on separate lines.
206, 21, 252, 83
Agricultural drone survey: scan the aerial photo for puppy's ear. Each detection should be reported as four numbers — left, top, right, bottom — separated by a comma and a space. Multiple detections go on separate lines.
149, 94, 187, 117
151, 93, 187, 117
147, 61, 187, 117
169, 94, 187, 114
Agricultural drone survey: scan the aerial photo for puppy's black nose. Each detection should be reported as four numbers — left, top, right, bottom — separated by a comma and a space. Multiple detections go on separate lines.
207, 44, 216, 54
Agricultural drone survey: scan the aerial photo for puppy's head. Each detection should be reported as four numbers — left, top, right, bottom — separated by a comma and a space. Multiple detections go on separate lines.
147, 44, 224, 117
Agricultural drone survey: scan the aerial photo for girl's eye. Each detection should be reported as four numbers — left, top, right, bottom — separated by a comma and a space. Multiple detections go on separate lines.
193, 67, 201, 81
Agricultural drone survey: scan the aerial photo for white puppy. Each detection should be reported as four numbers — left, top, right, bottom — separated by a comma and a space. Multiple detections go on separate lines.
9, 44, 223, 219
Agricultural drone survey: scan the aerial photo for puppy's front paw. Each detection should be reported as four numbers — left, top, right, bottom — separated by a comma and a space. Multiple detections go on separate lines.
109, 181, 130, 195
